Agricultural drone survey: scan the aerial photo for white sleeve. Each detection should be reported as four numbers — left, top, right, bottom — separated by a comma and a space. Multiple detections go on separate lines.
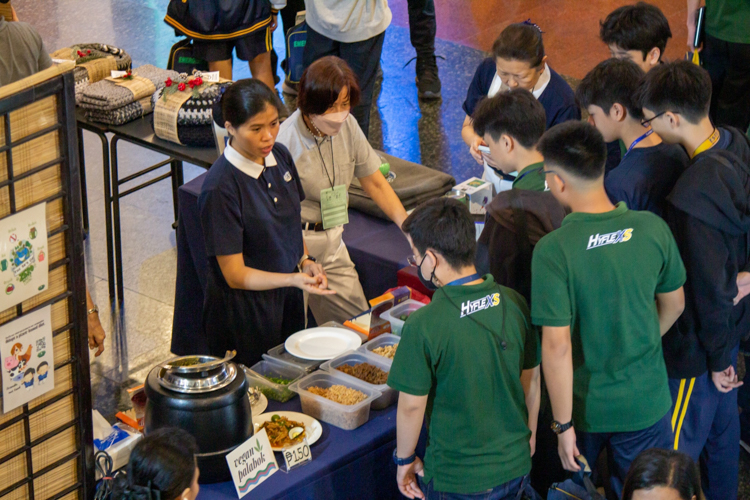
270, 0, 287, 11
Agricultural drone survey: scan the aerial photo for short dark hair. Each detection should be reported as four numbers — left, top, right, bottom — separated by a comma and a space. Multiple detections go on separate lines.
402, 198, 476, 270
634, 60, 712, 124
538, 121, 607, 180
471, 89, 546, 149
38, 362, 49, 370
113, 428, 198, 500
600, 2, 672, 59
298, 56, 361, 116
576, 58, 646, 120
622, 449, 704, 500
492, 23, 545, 68
24, 367, 35, 376
221, 79, 283, 128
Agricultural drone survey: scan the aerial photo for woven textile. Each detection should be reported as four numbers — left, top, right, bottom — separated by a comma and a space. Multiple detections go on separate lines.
51, 43, 131, 99
153, 82, 230, 146
84, 97, 153, 126
153, 83, 228, 126
78, 65, 178, 111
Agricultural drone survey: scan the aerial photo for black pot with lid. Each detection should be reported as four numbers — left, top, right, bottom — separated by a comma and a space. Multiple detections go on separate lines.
145, 351, 252, 483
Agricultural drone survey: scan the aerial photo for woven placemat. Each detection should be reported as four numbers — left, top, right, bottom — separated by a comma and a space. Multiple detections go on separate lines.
79, 56, 116, 84
0, 2, 13, 20
105, 75, 156, 102
154, 90, 194, 145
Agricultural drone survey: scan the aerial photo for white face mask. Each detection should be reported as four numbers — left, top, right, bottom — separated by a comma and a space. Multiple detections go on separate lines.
311, 110, 349, 136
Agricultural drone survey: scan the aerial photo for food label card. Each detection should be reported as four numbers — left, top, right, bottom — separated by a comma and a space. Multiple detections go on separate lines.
1, 306, 54, 413
0, 203, 48, 311
282, 438, 312, 472
226, 428, 278, 498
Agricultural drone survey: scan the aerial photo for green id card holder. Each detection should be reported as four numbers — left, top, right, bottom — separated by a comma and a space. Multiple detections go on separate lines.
320, 185, 349, 230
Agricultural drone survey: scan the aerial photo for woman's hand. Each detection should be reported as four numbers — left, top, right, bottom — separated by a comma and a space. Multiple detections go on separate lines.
290, 272, 335, 295
301, 260, 329, 290
396, 457, 425, 499
88, 312, 106, 357
469, 136, 485, 165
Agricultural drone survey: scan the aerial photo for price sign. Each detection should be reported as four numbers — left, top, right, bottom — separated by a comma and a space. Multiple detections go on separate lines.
202, 71, 221, 83
282, 438, 312, 472
110, 70, 128, 78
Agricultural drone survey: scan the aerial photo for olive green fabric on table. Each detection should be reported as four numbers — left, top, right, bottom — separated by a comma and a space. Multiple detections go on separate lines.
706, 0, 750, 44
512, 161, 546, 192
531, 202, 686, 433
388, 275, 540, 494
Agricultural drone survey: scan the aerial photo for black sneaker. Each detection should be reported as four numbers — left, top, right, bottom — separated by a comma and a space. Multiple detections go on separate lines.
415, 55, 441, 100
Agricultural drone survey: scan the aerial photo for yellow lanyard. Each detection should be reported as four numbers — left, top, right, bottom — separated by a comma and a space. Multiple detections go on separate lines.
691, 128, 720, 158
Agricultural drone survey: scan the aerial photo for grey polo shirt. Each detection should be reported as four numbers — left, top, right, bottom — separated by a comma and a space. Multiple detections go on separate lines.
276, 109, 380, 224
0, 17, 52, 87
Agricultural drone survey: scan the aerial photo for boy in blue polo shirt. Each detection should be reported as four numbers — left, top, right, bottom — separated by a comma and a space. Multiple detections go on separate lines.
576, 58, 688, 217
388, 198, 541, 500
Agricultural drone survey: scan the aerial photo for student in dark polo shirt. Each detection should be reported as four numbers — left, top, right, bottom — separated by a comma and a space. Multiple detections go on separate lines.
532, 121, 686, 498
576, 58, 688, 217
636, 60, 750, 500
388, 198, 541, 500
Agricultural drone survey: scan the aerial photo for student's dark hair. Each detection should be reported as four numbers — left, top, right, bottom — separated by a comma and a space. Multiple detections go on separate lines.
402, 198, 476, 270
633, 60, 712, 124
576, 58, 646, 120
298, 56, 361, 116
622, 449, 704, 500
112, 427, 197, 500
492, 23, 545, 68
38, 362, 48, 370
24, 367, 34, 376
221, 79, 283, 129
471, 89, 546, 149
600, 2, 672, 60
537, 121, 607, 180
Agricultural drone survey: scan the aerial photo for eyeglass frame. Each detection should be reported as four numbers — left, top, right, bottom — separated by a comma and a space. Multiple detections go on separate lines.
640, 110, 668, 127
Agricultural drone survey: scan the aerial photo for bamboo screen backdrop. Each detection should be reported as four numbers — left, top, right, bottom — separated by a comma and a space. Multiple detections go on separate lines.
0, 68, 95, 499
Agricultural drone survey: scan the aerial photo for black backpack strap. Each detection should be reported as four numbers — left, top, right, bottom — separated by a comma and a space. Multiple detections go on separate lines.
508, 189, 533, 300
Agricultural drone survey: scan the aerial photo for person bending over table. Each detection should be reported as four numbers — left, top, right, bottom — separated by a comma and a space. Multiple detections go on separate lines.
277, 56, 407, 325
198, 79, 333, 367
461, 21, 579, 194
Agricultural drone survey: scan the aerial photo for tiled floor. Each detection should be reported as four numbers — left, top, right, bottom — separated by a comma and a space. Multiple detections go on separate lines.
13, 0, 750, 497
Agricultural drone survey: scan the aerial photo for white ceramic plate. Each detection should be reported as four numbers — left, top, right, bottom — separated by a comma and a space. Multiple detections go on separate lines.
253, 411, 323, 451
285, 327, 362, 360
250, 392, 268, 417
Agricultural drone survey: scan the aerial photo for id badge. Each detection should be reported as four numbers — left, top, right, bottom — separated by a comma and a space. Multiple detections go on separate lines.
320, 185, 349, 230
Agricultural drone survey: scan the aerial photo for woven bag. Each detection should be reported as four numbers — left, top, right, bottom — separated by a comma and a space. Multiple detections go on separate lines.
153, 80, 230, 147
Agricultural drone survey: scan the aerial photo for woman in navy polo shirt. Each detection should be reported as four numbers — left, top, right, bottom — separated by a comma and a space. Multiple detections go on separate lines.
198, 79, 334, 367
461, 22, 580, 192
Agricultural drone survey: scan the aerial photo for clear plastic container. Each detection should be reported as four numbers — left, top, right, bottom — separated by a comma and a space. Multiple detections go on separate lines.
243, 358, 306, 403
289, 371, 382, 430
380, 299, 425, 335
358, 333, 401, 365
320, 351, 397, 410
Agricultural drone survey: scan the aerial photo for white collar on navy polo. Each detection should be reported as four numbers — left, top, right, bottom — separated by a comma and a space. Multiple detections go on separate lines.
225, 143, 277, 179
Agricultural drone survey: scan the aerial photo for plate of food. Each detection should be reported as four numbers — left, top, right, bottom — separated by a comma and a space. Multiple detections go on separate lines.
285, 327, 362, 360
253, 411, 323, 451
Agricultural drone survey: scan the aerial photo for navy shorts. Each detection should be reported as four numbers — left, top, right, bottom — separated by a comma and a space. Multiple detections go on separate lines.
192, 26, 273, 62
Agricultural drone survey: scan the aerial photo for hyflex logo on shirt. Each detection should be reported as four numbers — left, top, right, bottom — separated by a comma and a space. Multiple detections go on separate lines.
586, 228, 633, 250
460, 293, 500, 318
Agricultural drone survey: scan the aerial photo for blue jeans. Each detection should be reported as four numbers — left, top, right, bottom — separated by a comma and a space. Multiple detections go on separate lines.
416, 474, 536, 500
576, 410, 673, 499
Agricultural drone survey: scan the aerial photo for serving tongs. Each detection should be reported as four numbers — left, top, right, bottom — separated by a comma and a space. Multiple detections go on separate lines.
160, 350, 237, 374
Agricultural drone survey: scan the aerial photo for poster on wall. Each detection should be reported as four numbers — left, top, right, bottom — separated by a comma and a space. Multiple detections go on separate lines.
0, 203, 48, 312
1, 305, 54, 413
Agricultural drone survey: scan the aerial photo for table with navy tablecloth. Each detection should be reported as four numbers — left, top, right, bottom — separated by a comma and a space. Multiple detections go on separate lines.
171, 170, 412, 356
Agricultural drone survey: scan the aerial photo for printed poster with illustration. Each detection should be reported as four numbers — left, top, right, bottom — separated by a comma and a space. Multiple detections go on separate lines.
1, 305, 54, 413
0, 203, 48, 311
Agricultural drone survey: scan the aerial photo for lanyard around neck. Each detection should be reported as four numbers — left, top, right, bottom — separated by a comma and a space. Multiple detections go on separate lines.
692, 128, 720, 158
446, 273, 481, 287
314, 136, 336, 189
624, 129, 653, 157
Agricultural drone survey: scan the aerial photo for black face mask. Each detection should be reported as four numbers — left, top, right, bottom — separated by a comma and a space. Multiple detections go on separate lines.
416, 253, 438, 291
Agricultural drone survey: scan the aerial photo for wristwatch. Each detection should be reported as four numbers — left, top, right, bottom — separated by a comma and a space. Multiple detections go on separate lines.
551, 420, 574, 435
297, 254, 317, 270
392, 449, 417, 466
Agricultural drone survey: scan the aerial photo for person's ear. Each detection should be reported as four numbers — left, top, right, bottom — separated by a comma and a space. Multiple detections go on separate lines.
540, 55, 548, 68
610, 103, 626, 122
179, 487, 191, 500
502, 134, 514, 154
665, 111, 680, 129
647, 47, 661, 66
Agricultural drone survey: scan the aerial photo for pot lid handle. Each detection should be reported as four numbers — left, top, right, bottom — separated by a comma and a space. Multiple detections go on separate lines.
161, 350, 236, 373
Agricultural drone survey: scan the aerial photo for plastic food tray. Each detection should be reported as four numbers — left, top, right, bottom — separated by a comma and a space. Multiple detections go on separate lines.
357, 333, 401, 365
289, 371, 382, 430
320, 351, 397, 410
379, 299, 425, 335
244, 358, 306, 403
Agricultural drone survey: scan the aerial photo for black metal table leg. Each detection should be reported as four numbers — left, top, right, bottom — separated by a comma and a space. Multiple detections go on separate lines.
170, 159, 184, 223
110, 136, 125, 305
77, 125, 90, 234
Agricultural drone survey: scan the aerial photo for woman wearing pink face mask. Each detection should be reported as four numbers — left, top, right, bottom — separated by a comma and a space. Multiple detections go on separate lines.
277, 56, 408, 325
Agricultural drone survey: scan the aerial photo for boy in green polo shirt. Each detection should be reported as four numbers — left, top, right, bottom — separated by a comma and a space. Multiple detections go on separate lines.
388, 197, 541, 500
532, 121, 686, 498
472, 88, 548, 192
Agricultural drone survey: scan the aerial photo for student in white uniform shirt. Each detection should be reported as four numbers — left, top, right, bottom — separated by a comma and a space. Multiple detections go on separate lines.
277, 56, 408, 325
460, 22, 580, 194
